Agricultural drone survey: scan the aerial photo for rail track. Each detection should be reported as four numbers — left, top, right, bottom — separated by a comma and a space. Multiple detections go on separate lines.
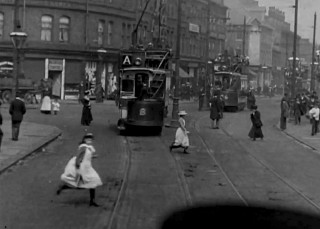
105, 114, 320, 228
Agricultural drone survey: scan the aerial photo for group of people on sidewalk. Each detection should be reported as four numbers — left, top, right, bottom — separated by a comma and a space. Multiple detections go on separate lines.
280, 91, 320, 136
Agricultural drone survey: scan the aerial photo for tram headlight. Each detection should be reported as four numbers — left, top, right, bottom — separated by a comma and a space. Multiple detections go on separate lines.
134, 57, 142, 66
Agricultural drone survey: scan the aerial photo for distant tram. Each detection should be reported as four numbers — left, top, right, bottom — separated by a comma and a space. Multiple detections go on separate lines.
117, 48, 172, 135
212, 53, 248, 112
213, 71, 247, 111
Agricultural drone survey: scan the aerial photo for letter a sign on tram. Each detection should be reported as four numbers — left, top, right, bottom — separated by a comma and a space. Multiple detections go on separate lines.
121, 54, 132, 67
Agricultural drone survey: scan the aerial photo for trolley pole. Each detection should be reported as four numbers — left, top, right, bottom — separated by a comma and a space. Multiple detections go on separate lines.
311, 12, 317, 92
170, 0, 182, 126
291, 0, 298, 98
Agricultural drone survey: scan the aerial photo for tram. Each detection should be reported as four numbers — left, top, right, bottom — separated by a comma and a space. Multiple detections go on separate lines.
212, 54, 248, 112
117, 47, 172, 135
213, 71, 247, 111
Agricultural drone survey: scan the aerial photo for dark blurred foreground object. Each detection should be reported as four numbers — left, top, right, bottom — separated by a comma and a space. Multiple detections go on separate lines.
161, 205, 320, 229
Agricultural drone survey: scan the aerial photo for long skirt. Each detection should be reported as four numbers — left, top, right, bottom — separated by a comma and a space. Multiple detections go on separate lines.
248, 125, 264, 139
280, 116, 287, 130
60, 156, 102, 189
173, 127, 189, 147
81, 107, 93, 126
40, 96, 51, 114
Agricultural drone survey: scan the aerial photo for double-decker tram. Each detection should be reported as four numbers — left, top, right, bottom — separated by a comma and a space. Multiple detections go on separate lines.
117, 48, 172, 135
212, 54, 248, 112
213, 71, 247, 111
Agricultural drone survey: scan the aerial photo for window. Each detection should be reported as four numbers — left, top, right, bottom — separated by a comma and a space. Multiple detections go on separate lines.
122, 23, 126, 48
107, 21, 113, 45
59, 16, 70, 42
127, 24, 132, 47
0, 13, 3, 39
98, 20, 105, 46
41, 15, 52, 41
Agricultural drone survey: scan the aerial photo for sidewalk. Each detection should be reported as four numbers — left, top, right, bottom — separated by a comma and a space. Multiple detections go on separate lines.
0, 120, 62, 174
278, 116, 320, 151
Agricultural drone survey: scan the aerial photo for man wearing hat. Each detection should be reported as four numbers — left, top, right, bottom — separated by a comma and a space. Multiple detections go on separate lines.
309, 103, 320, 136
170, 110, 190, 154
9, 92, 26, 141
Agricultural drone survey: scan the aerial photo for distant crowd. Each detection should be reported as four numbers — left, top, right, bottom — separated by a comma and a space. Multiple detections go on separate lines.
280, 90, 320, 136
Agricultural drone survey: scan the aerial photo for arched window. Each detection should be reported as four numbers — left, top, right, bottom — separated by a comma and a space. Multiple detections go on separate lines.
107, 21, 113, 45
98, 20, 105, 46
41, 15, 53, 41
59, 16, 70, 42
0, 13, 3, 39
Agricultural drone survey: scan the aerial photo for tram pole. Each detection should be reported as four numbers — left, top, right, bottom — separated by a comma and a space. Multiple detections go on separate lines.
311, 12, 317, 92
169, 0, 182, 127
291, 0, 298, 98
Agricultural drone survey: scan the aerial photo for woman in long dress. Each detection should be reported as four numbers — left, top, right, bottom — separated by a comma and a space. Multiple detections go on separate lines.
56, 133, 102, 207
81, 91, 93, 126
248, 105, 264, 141
40, 90, 51, 114
169, 111, 190, 154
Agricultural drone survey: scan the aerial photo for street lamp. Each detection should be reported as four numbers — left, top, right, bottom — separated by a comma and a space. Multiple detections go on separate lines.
261, 65, 267, 94
10, 31, 27, 99
96, 48, 107, 103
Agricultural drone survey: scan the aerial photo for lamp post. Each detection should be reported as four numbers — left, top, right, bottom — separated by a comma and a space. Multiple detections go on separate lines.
170, 0, 182, 127
96, 48, 107, 103
10, 31, 27, 99
262, 65, 267, 94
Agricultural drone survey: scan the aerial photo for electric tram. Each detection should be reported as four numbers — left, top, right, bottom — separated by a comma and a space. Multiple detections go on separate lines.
212, 54, 248, 112
117, 47, 172, 135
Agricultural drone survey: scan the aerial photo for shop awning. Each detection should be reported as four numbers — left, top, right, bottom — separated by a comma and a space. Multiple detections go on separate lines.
172, 63, 191, 78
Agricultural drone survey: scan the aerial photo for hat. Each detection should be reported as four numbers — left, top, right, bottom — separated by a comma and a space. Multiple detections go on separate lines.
251, 105, 258, 110
84, 90, 90, 95
83, 133, 94, 140
178, 110, 187, 116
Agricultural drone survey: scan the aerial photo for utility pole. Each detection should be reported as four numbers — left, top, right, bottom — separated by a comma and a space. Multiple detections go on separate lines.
201, 2, 210, 110
291, 0, 298, 98
170, 0, 182, 125
311, 12, 317, 92
242, 16, 246, 57
12, 0, 21, 99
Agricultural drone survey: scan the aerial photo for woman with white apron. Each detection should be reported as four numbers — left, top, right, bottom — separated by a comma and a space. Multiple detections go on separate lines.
169, 110, 190, 154
56, 133, 102, 207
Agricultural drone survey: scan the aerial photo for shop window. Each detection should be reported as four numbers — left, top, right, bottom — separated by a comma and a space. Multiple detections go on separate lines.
41, 15, 52, 41
98, 20, 105, 46
59, 16, 70, 42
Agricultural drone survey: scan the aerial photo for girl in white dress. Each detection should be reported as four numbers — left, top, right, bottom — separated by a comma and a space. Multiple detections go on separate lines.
56, 133, 102, 207
169, 111, 190, 154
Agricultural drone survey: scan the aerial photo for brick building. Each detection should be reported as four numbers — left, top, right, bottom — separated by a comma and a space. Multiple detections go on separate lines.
0, 0, 228, 100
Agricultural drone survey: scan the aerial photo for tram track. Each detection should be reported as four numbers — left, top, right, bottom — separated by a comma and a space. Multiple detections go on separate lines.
105, 134, 192, 229
193, 113, 320, 213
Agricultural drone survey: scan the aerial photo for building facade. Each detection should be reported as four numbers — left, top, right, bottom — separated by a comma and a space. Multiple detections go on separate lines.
0, 0, 228, 100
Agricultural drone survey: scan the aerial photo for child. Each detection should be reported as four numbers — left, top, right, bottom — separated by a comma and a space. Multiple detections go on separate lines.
52, 98, 60, 115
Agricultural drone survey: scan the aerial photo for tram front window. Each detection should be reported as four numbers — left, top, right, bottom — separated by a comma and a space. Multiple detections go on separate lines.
121, 79, 134, 96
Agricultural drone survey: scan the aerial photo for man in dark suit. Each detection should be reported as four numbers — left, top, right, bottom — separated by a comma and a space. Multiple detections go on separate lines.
9, 92, 26, 141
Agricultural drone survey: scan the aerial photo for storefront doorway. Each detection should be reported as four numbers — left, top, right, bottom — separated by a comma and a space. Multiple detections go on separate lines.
49, 71, 62, 97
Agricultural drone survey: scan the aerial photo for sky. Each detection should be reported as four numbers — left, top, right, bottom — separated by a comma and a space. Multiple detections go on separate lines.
258, 0, 320, 43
